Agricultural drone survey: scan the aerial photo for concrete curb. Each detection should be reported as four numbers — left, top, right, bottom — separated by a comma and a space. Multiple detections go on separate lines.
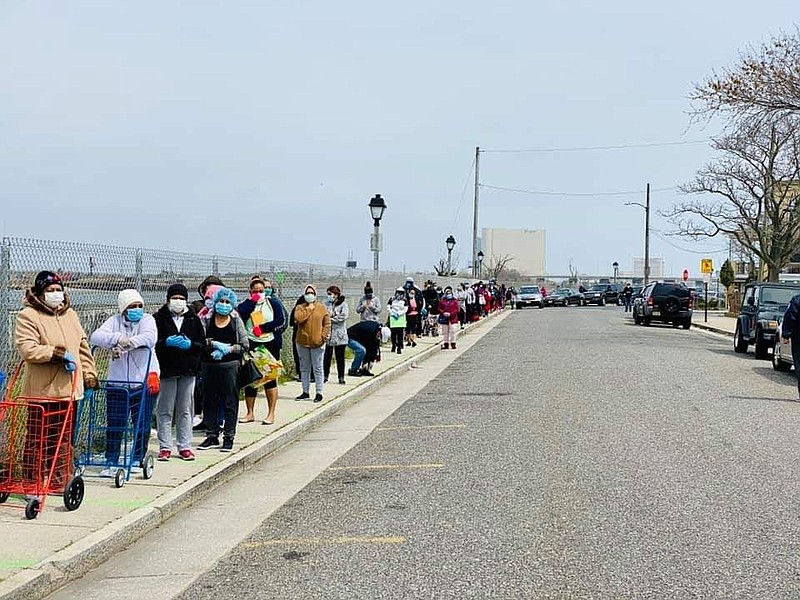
0, 310, 510, 600
692, 322, 734, 337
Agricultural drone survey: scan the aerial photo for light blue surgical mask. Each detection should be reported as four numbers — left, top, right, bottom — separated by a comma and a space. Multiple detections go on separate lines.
204, 298, 214, 310
263, 288, 273, 297
304, 293, 316, 304
445, 294, 453, 300
125, 308, 144, 322
215, 302, 233, 316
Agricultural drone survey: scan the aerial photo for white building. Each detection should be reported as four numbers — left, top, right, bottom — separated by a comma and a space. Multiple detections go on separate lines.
481, 228, 546, 277
632, 257, 664, 279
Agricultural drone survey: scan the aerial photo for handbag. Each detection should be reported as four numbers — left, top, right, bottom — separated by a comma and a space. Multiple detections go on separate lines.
437, 314, 449, 325
237, 351, 263, 389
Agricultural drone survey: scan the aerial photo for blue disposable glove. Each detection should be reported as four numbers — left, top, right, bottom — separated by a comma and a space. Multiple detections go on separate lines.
83, 388, 94, 402
211, 341, 232, 355
165, 335, 182, 348
210, 349, 224, 361
63, 351, 76, 372
176, 335, 192, 350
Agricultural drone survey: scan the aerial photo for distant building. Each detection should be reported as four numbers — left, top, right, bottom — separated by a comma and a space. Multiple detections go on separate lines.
481, 228, 545, 277
632, 257, 664, 279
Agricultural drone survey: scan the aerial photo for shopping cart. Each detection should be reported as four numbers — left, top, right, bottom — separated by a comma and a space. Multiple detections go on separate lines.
0, 361, 85, 520
74, 347, 156, 488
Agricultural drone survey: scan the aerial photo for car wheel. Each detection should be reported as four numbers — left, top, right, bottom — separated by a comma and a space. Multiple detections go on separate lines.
563, 299, 569, 307
663, 297, 680, 315
634, 313, 641, 325
773, 339, 791, 371
733, 323, 748, 353
600, 298, 606, 306
755, 329, 770, 360
515, 303, 521, 310
643, 316, 651, 326
682, 318, 691, 330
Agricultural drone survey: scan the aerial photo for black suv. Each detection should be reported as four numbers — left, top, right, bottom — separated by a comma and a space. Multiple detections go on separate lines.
734, 282, 800, 359
582, 284, 622, 306
633, 282, 693, 328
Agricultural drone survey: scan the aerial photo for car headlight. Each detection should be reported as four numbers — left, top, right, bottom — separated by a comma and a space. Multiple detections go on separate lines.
768, 320, 779, 329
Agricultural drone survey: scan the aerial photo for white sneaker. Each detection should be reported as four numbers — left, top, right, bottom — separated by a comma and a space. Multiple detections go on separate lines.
99, 467, 114, 478
192, 415, 203, 427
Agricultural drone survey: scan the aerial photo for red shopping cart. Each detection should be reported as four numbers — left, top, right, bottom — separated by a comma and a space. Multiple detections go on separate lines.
0, 361, 85, 519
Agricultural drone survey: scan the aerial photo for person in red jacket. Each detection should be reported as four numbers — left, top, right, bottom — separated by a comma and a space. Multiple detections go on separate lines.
438, 286, 460, 350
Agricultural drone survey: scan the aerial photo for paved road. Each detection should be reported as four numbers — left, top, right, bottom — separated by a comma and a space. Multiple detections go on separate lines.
53, 307, 800, 599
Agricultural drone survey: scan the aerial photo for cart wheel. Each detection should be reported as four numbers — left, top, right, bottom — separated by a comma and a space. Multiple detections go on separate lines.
142, 454, 155, 480
63, 476, 85, 511
0, 492, 9, 504
114, 468, 126, 489
25, 498, 40, 520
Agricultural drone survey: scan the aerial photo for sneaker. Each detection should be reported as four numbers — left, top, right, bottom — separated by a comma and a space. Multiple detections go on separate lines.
441, 344, 448, 350
157, 449, 171, 461
338, 377, 346, 384
451, 343, 456, 349
295, 392, 310, 400
197, 436, 220, 450
192, 415, 203, 427
99, 467, 114, 478
192, 421, 206, 431
220, 439, 234, 452
179, 449, 196, 461
359, 369, 375, 377
347, 369, 361, 377
313, 393, 323, 403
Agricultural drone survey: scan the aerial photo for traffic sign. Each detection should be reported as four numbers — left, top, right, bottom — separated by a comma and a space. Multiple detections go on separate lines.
701, 258, 713, 274
682, 269, 689, 282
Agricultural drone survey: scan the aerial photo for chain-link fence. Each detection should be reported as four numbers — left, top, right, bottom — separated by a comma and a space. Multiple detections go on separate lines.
0, 237, 472, 393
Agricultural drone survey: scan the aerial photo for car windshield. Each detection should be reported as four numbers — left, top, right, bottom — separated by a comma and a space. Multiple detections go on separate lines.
519, 287, 539, 294
760, 287, 798, 305
587, 285, 605, 291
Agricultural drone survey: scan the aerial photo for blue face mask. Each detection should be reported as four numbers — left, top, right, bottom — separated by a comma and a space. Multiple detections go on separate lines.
215, 302, 233, 316
445, 294, 453, 300
264, 288, 273, 297
204, 298, 214, 310
125, 308, 144, 322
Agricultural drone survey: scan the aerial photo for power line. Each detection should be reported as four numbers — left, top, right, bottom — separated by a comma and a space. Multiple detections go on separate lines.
653, 231, 728, 254
480, 183, 676, 198
480, 139, 709, 153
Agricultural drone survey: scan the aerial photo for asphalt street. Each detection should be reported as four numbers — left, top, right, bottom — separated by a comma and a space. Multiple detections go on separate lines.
53, 307, 800, 599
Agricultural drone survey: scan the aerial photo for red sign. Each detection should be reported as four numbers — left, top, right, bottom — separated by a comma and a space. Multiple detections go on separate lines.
682, 269, 689, 281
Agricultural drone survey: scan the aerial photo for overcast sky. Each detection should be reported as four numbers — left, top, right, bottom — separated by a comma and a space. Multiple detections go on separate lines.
0, 2, 794, 278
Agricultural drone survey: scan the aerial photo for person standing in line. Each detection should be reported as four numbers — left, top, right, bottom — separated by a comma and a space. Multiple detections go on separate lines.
90, 289, 160, 476
323, 286, 349, 385
456, 283, 468, 329
289, 292, 306, 382
347, 321, 390, 377
293, 285, 331, 403
465, 282, 477, 322
237, 276, 286, 425
153, 283, 205, 461
197, 287, 249, 452
192, 281, 224, 429
405, 285, 423, 348
438, 286, 460, 350
356, 281, 381, 322
14, 271, 98, 485
388, 287, 408, 353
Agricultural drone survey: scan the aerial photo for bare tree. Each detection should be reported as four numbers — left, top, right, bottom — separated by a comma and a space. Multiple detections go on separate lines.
664, 118, 800, 281
482, 254, 515, 280
433, 251, 461, 277
691, 30, 800, 124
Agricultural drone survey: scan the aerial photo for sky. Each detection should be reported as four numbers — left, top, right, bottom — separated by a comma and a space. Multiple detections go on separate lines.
0, 1, 795, 278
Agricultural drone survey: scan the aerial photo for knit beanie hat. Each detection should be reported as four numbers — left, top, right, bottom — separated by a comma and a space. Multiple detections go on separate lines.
167, 283, 188, 299
118, 289, 144, 313
364, 281, 373, 295
33, 271, 63, 294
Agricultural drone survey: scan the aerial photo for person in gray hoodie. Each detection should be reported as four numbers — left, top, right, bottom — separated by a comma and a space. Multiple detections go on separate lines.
355, 281, 381, 322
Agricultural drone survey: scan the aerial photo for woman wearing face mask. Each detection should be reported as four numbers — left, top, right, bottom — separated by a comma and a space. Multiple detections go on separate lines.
438, 286, 461, 350
293, 285, 331, 403
197, 287, 248, 452
388, 287, 408, 353
15, 271, 99, 486
405, 286, 422, 348
356, 281, 381, 322
236, 276, 286, 425
323, 285, 349, 385
90, 289, 160, 476
153, 284, 205, 461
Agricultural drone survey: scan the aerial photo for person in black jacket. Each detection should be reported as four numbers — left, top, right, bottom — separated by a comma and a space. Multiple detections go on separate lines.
154, 283, 206, 461
781, 293, 800, 397
347, 321, 388, 377
289, 293, 306, 382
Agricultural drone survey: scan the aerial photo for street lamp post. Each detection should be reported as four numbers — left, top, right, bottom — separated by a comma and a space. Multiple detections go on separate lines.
625, 183, 651, 285
368, 194, 387, 282
477, 250, 484, 279
446, 235, 456, 277
612, 261, 619, 283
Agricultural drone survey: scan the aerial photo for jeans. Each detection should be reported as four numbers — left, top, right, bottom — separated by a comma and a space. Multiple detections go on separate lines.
157, 375, 195, 451
296, 344, 325, 395
106, 387, 153, 466
624, 297, 632, 312
202, 362, 239, 441
348, 339, 366, 372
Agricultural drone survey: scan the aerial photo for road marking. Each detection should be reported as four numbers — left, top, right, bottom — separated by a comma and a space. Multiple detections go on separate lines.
328, 463, 444, 471
375, 424, 466, 431
241, 535, 407, 549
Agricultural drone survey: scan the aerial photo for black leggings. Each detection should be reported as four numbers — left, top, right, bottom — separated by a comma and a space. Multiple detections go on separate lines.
390, 327, 404, 350
323, 345, 346, 379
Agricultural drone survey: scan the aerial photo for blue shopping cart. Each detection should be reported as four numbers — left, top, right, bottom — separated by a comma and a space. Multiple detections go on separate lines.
74, 347, 157, 488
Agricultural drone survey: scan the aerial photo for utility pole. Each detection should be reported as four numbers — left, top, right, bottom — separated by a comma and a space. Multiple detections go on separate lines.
644, 182, 651, 285
472, 146, 480, 278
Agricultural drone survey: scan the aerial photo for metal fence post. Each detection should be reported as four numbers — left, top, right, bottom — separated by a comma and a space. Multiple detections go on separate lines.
135, 248, 143, 292
0, 238, 11, 393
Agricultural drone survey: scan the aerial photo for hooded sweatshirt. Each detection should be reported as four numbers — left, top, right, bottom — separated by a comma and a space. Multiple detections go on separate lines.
90, 305, 160, 385
294, 285, 331, 348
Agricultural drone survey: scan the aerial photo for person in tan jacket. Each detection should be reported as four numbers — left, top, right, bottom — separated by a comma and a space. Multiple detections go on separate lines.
13, 271, 98, 486
293, 284, 330, 403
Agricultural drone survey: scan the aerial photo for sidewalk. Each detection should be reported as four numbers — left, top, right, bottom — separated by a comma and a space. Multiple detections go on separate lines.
692, 311, 735, 336
0, 311, 509, 600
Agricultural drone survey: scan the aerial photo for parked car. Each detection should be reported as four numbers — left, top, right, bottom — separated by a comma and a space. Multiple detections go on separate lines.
515, 285, 544, 309
544, 288, 584, 307
582, 283, 621, 306
632, 282, 694, 328
734, 282, 800, 359
772, 333, 793, 372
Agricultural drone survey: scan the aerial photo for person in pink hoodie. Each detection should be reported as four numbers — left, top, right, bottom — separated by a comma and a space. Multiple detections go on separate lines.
438, 286, 460, 350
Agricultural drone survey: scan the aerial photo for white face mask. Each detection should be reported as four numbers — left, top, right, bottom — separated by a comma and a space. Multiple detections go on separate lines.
43, 291, 64, 308
169, 298, 187, 314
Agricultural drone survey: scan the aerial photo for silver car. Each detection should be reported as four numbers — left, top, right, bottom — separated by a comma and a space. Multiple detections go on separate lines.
773, 332, 793, 372
515, 285, 544, 309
